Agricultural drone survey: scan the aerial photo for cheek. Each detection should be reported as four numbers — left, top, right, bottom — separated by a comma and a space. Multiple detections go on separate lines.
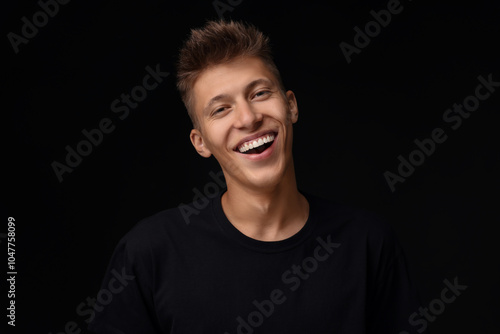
260, 102, 286, 121
275, 108, 292, 125
203, 123, 230, 152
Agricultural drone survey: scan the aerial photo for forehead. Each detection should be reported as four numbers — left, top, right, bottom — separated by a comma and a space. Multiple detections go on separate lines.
191, 56, 277, 112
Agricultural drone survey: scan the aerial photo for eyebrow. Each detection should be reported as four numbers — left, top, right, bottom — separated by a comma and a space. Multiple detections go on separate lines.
202, 78, 275, 115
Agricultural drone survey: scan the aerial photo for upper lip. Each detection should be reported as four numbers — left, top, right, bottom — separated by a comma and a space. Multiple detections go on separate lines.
233, 130, 277, 151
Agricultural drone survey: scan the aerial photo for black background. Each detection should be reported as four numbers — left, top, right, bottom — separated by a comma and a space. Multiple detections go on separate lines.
3, 0, 499, 333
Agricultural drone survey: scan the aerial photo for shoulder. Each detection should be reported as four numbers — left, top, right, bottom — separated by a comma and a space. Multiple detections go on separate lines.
305, 191, 393, 233
115, 206, 189, 257
305, 192, 408, 280
304, 191, 401, 255
115, 197, 218, 256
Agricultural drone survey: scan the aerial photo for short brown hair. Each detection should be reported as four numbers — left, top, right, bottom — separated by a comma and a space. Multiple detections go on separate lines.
176, 20, 284, 128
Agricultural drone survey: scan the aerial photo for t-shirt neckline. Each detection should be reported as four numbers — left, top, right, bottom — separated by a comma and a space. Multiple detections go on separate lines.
211, 189, 317, 253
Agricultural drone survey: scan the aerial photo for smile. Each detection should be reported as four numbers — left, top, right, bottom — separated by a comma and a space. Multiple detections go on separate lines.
236, 132, 276, 155
238, 134, 275, 154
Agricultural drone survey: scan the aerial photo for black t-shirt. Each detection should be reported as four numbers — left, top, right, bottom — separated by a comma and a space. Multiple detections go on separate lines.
88, 190, 427, 334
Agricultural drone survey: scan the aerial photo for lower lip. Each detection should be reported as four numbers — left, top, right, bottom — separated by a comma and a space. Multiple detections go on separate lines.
237, 134, 277, 161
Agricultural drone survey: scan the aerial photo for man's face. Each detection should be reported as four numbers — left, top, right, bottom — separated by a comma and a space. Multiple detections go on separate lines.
190, 56, 299, 192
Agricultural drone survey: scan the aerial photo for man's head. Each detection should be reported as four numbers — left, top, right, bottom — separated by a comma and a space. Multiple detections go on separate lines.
176, 20, 285, 128
176, 20, 299, 192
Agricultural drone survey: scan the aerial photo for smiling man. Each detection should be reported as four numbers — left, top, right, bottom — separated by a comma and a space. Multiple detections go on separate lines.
88, 20, 428, 334
187, 53, 308, 242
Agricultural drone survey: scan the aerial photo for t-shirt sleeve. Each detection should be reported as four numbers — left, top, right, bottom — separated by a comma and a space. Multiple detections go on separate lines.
365, 220, 430, 334
87, 229, 162, 334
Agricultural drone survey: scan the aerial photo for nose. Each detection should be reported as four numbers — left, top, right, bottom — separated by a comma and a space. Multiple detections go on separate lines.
233, 100, 263, 129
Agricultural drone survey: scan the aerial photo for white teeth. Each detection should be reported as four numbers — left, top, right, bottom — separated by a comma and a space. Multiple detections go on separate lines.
238, 134, 275, 153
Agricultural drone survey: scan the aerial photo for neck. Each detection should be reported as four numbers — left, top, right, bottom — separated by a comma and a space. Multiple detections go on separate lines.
221, 164, 309, 241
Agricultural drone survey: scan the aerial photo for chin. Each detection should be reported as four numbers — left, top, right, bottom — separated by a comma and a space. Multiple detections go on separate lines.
243, 168, 285, 190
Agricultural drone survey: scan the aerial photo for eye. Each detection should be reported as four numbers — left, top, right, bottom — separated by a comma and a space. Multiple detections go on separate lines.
212, 106, 228, 116
253, 90, 271, 99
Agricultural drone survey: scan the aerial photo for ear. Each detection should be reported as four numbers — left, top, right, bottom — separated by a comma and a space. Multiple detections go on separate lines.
286, 90, 299, 123
190, 128, 212, 158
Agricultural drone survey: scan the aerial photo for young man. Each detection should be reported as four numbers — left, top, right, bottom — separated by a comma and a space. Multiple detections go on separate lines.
89, 20, 427, 334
